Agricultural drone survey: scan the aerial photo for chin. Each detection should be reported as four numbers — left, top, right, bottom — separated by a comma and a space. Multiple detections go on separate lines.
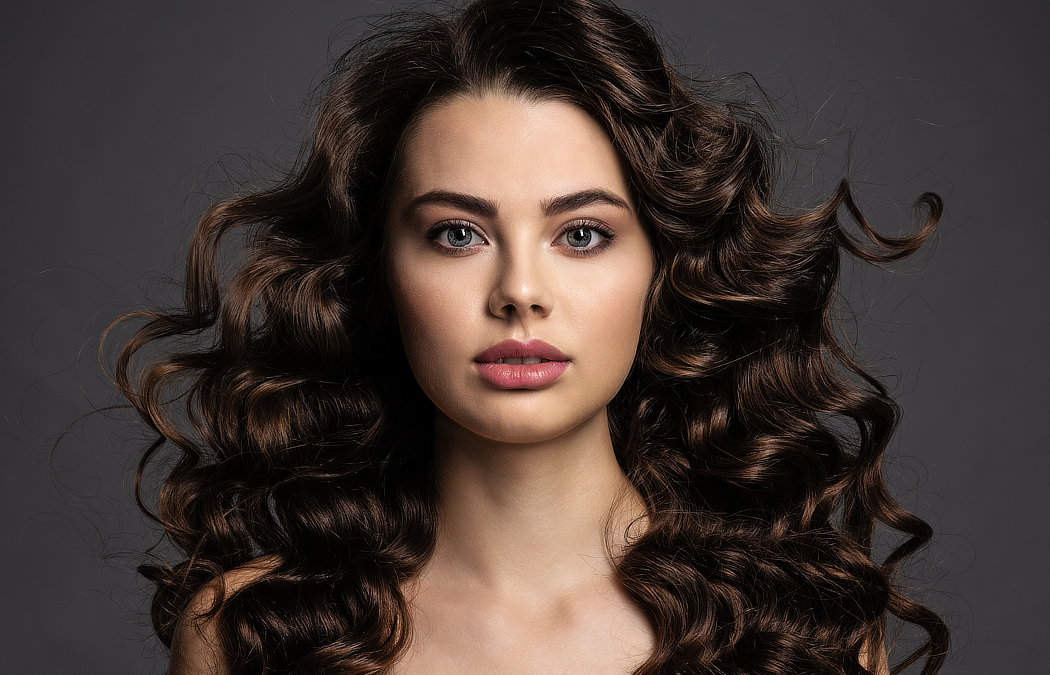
443, 401, 609, 446
474, 422, 573, 445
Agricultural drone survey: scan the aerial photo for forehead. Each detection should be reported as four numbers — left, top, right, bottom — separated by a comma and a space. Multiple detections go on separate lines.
391, 93, 632, 205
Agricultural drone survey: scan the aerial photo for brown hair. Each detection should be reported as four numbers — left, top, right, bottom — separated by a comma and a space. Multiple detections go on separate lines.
112, 0, 949, 672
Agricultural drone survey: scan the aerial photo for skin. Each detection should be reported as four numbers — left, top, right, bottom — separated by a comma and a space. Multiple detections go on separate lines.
167, 92, 890, 675
383, 93, 657, 673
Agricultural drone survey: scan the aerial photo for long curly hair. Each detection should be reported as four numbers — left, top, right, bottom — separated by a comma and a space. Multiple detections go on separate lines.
111, 0, 949, 672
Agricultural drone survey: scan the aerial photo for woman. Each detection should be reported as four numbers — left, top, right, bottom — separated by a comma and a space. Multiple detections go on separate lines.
113, 0, 949, 672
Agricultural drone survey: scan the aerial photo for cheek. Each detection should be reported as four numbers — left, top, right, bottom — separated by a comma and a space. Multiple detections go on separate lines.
599, 249, 652, 332
566, 258, 653, 386
387, 259, 476, 387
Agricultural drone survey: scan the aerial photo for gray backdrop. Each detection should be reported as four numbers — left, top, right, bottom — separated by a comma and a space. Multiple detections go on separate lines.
3, 0, 1047, 672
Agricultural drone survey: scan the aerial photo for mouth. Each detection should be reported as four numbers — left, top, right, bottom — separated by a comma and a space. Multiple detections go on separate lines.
473, 338, 570, 364
474, 339, 570, 389
490, 357, 554, 364
475, 360, 570, 389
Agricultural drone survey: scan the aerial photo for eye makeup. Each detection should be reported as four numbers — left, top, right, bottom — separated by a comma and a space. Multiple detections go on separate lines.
556, 219, 616, 257
424, 219, 487, 254
424, 219, 617, 257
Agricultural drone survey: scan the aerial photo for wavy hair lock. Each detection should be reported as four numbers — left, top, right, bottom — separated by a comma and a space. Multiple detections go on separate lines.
112, 0, 949, 672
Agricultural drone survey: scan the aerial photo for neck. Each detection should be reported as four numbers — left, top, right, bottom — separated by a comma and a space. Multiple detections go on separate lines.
422, 407, 648, 602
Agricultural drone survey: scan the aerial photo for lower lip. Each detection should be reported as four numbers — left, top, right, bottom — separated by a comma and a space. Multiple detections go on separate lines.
475, 361, 570, 389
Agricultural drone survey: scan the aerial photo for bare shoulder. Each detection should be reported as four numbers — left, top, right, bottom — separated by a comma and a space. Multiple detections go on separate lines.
168, 555, 282, 675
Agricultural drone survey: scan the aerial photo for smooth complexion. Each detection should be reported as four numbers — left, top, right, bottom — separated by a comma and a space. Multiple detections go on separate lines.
385, 93, 657, 673
167, 92, 889, 675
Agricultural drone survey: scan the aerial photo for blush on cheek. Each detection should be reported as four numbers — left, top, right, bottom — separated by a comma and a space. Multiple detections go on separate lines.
390, 279, 468, 386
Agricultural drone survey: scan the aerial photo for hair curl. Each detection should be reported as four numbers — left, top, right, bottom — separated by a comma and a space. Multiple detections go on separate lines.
111, 0, 949, 672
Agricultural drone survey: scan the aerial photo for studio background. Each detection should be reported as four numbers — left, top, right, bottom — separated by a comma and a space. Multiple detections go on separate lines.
2, 1, 1046, 672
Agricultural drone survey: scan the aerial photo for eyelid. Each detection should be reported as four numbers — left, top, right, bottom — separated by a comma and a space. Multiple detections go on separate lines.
424, 218, 615, 254
556, 218, 616, 255
558, 218, 613, 237
425, 219, 489, 252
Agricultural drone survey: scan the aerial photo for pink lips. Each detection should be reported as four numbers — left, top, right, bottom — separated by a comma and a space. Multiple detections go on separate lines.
474, 339, 570, 389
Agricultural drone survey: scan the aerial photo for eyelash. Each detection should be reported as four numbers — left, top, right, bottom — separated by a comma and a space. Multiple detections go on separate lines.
424, 219, 616, 257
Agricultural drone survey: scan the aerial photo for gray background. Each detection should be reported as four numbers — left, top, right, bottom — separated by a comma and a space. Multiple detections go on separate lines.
2, 0, 1046, 672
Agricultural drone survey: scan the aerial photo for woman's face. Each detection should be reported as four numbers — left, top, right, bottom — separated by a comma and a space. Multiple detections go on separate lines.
384, 93, 655, 444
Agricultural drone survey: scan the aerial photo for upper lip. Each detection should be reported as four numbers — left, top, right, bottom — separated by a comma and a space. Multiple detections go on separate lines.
474, 339, 570, 363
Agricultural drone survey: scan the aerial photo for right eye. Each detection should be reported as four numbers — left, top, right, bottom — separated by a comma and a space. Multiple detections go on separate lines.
427, 221, 486, 252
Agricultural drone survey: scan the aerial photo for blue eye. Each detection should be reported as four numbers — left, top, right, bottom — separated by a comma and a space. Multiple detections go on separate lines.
558, 221, 614, 254
445, 225, 475, 247
426, 221, 485, 252
426, 220, 612, 256
565, 227, 593, 248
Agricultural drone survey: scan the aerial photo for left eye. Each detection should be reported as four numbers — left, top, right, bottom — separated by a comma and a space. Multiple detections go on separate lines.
443, 225, 476, 247
559, 225, 607, 249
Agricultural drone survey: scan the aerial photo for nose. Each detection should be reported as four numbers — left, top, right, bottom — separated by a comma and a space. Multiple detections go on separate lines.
487, 245, 554, 321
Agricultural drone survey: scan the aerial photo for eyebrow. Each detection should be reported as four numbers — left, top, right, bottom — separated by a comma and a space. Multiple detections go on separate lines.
403, 188, 632, 218
541, 188, 632, 216
405, 190, 498, 218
